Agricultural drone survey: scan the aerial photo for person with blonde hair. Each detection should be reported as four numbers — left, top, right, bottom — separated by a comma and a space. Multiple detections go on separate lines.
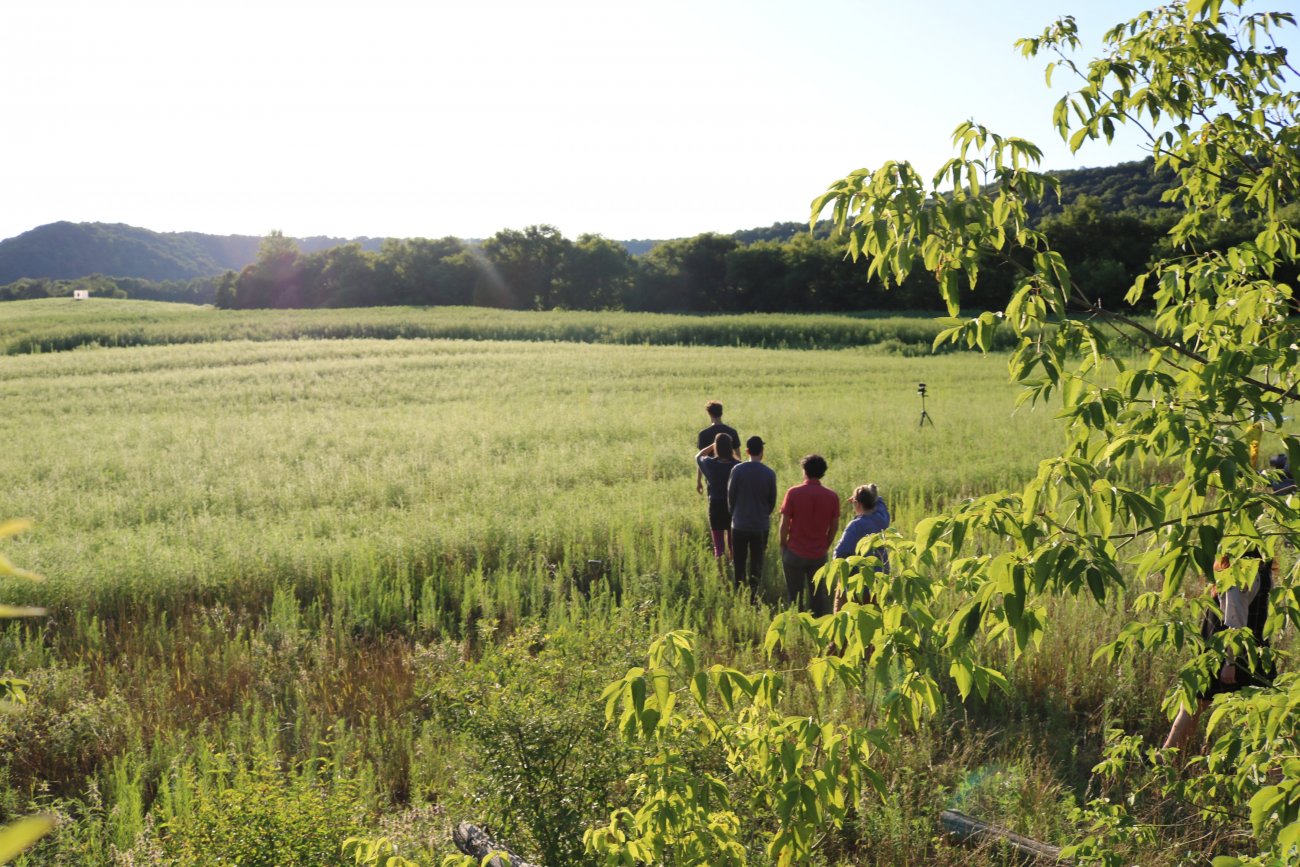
831, 484, 891, 610
834, 484, 890, 564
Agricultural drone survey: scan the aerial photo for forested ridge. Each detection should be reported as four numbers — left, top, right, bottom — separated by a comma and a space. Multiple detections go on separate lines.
0, 222, 386, 284
3, 158, 1284, 313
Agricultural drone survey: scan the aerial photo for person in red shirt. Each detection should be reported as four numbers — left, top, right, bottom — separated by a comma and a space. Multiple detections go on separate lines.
778, 454, 840, 616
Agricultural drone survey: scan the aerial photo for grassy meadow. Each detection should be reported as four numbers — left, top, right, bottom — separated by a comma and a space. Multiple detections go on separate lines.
0, 300, 1188, 865
0, 297, 1023, 355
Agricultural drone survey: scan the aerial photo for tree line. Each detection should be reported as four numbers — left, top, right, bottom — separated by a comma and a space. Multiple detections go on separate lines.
4, 182, 1289, 315
213, 196, 1287, 313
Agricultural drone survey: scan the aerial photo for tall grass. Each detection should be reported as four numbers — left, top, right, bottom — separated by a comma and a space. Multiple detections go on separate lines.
1, 336, 1058, 620
0, 298, 1024, 355
0, 314, 1187, 864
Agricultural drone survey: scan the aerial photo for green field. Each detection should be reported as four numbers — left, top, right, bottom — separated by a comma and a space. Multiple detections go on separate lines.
0, 301, 1177, 865
0, 297, 1024, 355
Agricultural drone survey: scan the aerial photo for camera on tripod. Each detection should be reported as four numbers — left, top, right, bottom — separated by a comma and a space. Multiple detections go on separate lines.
916, 383, 934, 427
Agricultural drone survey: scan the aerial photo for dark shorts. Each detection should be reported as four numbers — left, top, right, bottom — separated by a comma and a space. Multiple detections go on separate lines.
708, 498, 731, 532
1201, 661, 1275, 699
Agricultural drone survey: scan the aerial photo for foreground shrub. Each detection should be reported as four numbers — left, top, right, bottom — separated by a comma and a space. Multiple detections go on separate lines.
160, 752, 365, 867
421, 623, 640, 866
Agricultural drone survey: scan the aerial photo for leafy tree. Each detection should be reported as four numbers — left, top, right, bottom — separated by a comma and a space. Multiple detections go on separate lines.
233, 231, 304, 309
374, 237, 475, 306
316, 243, 378, 308
632, 233, 739, 312
214, 270, 237, 309
555, 234, 635, 309
724, 240, 792, 312
589, 2, 1300, 865
479, 225, 573, 310
1036, 194, 1163, 308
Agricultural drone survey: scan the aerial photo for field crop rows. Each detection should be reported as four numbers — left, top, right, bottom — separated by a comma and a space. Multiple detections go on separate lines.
0, 298, 1024, 355
0, 304, 1182, 865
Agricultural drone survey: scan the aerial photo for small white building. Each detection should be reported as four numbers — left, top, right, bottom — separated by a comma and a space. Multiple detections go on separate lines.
73, 290, 89, 300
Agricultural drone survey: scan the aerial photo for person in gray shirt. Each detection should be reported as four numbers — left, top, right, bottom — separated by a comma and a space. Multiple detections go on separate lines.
728, 435, 777, 601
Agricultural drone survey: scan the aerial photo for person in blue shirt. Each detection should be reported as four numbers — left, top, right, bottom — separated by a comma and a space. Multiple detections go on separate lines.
728, 435, 777, 601
832, 485, 890, 609
834, 484, 890, 560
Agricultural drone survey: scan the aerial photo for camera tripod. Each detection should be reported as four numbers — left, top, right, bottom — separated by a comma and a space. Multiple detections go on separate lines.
917, 384, 935, 428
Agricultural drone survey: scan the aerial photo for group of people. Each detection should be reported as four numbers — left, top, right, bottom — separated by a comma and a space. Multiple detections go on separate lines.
693, 401, 889, 614
690, 402, 1296, 754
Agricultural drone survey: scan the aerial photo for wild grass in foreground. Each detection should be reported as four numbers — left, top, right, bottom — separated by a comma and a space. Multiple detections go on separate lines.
0, 327, 1207, 865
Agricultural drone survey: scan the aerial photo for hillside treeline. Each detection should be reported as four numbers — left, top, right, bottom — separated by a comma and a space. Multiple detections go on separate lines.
0, 273, 222, 304
4, 196, 1281, 314
0, 220, 390, 284
3, 156, 1289, 313
215, 194, 1278, 313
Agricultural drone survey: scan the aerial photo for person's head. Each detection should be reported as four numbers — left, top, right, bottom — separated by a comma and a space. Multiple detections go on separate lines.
852, 483, 879, 513
714, 432, 735, 460
746, 435, 765, 458
705, 400, 723, 421
800, 454, 827, 480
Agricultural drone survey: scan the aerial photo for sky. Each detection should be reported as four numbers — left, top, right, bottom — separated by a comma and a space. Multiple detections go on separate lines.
0, 0, 1292, 243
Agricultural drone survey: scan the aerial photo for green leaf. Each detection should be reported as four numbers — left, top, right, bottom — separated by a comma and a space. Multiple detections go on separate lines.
652, 670, 671, 711
949, 659, 973, 699
0, 815, 54, 863
0, 519, 32, 540
0, 555, 43, 583
690, 671, 709, 705
1250, 785, 1285, 834
0, 606, 45, 619
809, 657, 829, 691
630, 677, 646, 715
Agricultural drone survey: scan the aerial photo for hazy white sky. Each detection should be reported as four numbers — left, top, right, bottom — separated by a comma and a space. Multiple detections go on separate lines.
1, 0, 1289, 242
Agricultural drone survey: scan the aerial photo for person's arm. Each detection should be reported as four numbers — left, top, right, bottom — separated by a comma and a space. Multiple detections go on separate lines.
834, 518, 862, 560
778, 491, 792, 550
695, 445, 715, 493
766, 474, 777, 516
727, 465, 739, 514
825, 500, 841, 551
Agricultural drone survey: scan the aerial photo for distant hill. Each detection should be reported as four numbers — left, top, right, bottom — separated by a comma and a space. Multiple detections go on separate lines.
0, 222, 385, 284
1030, 157, 1176, 219
620, 239, 661, 256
